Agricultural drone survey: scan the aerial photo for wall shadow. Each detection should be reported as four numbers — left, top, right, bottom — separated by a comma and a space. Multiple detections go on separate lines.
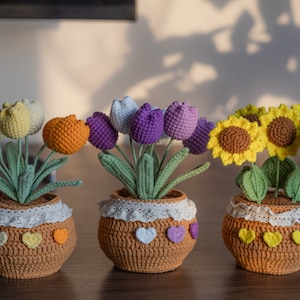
91, 1, 300, 120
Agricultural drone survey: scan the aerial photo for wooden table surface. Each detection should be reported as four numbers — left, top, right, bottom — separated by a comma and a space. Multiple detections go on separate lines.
1, 145, 300, 300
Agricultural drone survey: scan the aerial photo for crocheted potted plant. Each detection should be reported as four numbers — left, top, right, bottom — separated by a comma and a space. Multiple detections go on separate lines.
207, 103, 300, 275
86, 96, 214, 273
0, 99, 89, 279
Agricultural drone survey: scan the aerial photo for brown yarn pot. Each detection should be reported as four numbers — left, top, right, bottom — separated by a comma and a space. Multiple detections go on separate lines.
98, 189, 198, 273
222, 192, 300, 275
0, 193, 77, 279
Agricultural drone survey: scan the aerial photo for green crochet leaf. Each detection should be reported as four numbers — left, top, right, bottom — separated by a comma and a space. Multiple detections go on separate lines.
144, 145, 160, 177
5, 142, 24, 186
235, 165, 251, 189
31, 157, 68, 193
156, 161, 210, 199
26, 180, 82, 202
262, 157, 298, 188
0, 149, 15, 189
152, 147, 190, 198
239, 164, 268, 203
17, 165, 35, 203
285, 169, 300, 203
136, 153, 154, 199
0, 177, 17, 201
98, 152, 137, 198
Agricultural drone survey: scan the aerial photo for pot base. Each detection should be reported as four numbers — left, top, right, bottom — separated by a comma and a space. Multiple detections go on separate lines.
222, 193, 300, 275
0, 194, 77, 279
98, 189, 198, 274
99, 218, 196, 273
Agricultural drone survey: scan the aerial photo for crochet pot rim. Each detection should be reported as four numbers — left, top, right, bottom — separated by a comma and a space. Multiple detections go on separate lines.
110, 188, 187, 203
233, 191, 300, 211
0, 191, 60, 209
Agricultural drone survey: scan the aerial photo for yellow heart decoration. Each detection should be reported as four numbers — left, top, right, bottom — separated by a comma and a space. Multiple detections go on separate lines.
0, 231, 8, 246
263, 232, 282, 248
53, 228, 69, 245
238, 228, 256, 244
22, 232, 43, 249
292, 230, 300, 245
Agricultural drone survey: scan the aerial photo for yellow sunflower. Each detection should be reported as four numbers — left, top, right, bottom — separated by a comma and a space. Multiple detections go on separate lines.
207, 116, 265, 166
260, 104, 300, 160
234, 104, 266, 125
291, 103, 300, 112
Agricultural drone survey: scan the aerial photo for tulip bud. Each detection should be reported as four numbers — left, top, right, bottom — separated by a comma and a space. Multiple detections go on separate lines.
130, 103, 164, 144
22, 99, 44, 135
46, 115, 90, 154
110, 96, 138, 134
86, 112, 118, 150
164, 101, 198, 140
0, 101, 31, 139
183, 117, 215, 154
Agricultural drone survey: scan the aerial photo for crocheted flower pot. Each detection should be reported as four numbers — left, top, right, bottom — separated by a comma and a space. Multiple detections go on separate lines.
0, 193, 76, 279
98, 189, 198, 273
222, 192, 300, 275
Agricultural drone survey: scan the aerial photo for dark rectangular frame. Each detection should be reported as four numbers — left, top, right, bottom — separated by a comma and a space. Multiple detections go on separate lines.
0, 1, 135, 20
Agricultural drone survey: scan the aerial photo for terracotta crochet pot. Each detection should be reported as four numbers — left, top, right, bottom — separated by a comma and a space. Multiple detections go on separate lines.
0, 193, 77, 279
98, 189, 198, 273
222, 192, 300, 275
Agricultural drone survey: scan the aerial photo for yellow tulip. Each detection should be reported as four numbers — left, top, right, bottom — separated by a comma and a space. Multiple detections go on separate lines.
0, 101, 31, 139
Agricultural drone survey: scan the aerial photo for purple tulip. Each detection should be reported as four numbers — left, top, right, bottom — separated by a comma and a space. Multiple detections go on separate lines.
164, 101, 198, 140
110, 96, 138, 134
86, 112, 118, 150
130, 103, 164, 144
183, 117, 215, 154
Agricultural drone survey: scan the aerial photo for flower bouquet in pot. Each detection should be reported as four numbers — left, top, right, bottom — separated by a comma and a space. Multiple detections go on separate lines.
0, 99, 90, 279
86, 96, 214, 273
208, 103, 300, 275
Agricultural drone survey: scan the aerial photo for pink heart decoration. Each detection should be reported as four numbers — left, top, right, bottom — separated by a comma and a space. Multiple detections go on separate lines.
189, 222, 199, 239
167, 225, 186, 243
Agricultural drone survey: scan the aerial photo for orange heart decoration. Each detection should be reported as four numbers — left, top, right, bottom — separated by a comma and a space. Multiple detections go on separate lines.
53, 228, 69, 245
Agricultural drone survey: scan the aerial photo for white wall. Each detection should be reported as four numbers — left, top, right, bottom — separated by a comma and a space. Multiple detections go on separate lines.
0, 0, 300, 143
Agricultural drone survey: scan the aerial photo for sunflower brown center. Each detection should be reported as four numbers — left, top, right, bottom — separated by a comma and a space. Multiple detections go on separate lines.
219, 126, 251, 154
244, 114, 261, 126
267, 116, 296, 147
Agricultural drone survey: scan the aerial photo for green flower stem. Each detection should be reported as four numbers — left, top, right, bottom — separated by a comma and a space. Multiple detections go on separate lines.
138, 144, 144, 159
37, 149, 56, 175
17, 139, 22, 178
114, 144, 135, 170
158, 138, 174, 172
129, 136, 137, 167
275, 156, 280, 197
251, 162, 259, 191
33, 143, 48, 170
25, 135, 29, 167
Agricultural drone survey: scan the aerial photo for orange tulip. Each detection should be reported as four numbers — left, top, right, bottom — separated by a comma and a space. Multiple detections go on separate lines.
46, 115, 90, 154
42, 117, 62, 145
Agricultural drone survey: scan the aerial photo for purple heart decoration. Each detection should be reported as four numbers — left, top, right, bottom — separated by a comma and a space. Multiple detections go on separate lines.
167, 225, 186, 243
189, 222, 199, 239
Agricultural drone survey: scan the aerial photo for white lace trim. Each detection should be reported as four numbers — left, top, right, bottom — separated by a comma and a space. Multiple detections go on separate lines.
227, 198, 300, 227
99, 197, 197, 222
0, 200, 73, 228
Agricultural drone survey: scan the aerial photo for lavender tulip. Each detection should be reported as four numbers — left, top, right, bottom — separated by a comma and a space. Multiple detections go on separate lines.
164, 101, 198, 140
130, 103, 164, 144
183, 117, 215, 154
110, 96, 138, 134
86, 112, 118, 150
